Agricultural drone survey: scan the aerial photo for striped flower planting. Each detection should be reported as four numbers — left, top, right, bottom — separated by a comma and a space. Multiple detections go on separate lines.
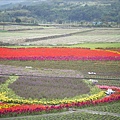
0, 47, 120, 61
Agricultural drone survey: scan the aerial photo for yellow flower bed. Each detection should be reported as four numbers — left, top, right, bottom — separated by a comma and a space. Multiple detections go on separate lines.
0, 103, 20, 109
0, 91, 105, 105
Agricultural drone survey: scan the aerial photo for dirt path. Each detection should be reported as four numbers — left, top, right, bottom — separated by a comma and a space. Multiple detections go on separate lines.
0, 64, 83, 78
1, 109, 120, 120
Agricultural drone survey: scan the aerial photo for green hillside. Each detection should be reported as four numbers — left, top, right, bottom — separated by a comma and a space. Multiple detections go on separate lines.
0, 0, 120, 26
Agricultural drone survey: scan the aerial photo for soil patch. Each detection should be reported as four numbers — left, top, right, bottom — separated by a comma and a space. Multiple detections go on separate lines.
9, 76, 90, 99
0, 76, 8, 84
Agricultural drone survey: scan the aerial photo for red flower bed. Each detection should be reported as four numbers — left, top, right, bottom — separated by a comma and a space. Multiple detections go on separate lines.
96, 85, 120, 91
0, 47, 120, 61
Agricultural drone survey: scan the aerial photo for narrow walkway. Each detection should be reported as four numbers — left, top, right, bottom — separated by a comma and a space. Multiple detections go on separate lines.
1, 109, 120, 120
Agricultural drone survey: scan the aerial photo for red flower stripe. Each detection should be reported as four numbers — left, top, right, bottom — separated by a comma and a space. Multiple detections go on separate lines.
0, 93, 120, 116
0, 47, 120, 58
96, 85, 120, 91
0, 47, 120, 61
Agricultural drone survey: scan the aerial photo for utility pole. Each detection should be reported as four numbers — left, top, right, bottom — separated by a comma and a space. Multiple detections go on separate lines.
3, 23, 5, 30
2, 11, 5, 30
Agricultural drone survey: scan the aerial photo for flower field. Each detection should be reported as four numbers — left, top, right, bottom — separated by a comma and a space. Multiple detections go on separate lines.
0, 47, 120, 61
0, 47, 120, 118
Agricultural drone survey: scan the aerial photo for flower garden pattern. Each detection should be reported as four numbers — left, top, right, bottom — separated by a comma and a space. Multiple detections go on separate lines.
0, 47, 120, 117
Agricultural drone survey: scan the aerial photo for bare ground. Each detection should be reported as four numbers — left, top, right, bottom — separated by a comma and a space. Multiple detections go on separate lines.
0, 64, 83, 78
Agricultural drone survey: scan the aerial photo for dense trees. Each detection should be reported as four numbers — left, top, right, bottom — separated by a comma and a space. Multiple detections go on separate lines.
0, 0, 119, 24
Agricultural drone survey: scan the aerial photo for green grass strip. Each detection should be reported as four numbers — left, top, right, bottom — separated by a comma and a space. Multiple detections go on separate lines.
0, 76, 23, 99
0, 42, 120, 49
66, 42, 120, 49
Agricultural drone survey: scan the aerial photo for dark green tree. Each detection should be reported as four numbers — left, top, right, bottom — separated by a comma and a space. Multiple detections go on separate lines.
15, 18, 21, 23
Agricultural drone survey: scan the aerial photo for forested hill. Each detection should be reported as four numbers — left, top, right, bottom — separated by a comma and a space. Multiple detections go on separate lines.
0, 0, 120, 25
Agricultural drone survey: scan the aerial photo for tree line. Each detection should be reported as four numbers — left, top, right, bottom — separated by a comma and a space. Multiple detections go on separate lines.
0, 0, 120, 26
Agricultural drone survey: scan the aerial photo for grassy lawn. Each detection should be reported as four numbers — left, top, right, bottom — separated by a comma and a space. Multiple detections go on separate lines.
1, 42, 120, 49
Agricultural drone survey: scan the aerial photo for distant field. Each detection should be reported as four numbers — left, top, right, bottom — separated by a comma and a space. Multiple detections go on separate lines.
0, 25, 120, 46
0, 25, 40, 31
23, 28, 120, 46
0, 25, 86, 45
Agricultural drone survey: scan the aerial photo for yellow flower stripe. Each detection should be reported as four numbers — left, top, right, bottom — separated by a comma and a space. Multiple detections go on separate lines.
0, 91, 105, 105
103, 50, 120, 54
93, 49, 120, 55
0, 103, 20, 109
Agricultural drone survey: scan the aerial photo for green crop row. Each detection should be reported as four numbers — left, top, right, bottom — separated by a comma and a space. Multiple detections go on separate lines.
87, 101, 120, 114
10, 111, 120, 120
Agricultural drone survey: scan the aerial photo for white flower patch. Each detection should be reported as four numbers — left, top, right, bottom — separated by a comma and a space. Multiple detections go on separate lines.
88, 72, 96, 75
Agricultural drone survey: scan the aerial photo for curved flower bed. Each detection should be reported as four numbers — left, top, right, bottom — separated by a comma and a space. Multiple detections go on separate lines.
0, 85, 120, 117
0, 47, 120, 61
0, 76, 102, 105
0, 91, 105, 105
